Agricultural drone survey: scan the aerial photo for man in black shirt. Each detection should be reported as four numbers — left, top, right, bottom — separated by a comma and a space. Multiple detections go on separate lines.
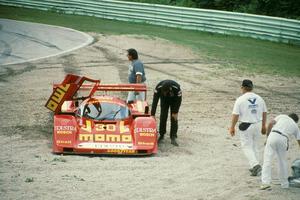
151, 80, 182, 146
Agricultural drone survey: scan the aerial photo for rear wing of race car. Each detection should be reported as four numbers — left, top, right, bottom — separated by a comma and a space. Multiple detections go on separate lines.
45, 74, 100, 114
80, 84, 147, 92
45, 74, 147, 114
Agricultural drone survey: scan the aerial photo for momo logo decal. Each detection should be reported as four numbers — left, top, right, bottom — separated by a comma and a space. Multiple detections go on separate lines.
79, 134, 132, 143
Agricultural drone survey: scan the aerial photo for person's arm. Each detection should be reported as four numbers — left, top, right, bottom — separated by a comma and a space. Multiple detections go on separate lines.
151, 92, 159, 116
134, 63, 143, 95
266, 119, 276, 137
230, 98, 240, 137
171, 95, 182, 120
229, 114, 239, 137
295, 127, 300, 147
261, 112, 267, 135
133, 61, 144, 84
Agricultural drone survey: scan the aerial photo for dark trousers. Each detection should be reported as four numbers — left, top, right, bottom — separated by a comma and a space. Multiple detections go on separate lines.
159, 98, 181, 139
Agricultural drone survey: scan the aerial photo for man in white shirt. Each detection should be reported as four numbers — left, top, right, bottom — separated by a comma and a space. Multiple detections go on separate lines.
260, 113, 300, 190
229, 79, 267, 176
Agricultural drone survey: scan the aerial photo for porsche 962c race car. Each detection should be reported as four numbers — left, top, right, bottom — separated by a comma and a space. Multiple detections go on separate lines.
45, 74, 157, 155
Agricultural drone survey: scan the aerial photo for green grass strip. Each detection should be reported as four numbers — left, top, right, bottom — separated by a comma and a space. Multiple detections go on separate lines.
1, 5, 299, 76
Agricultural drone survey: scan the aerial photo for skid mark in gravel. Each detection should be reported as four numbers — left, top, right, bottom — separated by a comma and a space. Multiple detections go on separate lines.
93, 46, 128, 83
0, 65, 36, 82
60, 54, 81, 75
1, 124, 52, 139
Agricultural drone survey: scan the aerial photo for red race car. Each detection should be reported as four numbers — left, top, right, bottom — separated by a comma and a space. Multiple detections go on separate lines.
45, 74, 157, 155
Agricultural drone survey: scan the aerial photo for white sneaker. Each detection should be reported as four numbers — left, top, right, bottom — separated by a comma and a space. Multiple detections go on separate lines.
260, 184, 271, 190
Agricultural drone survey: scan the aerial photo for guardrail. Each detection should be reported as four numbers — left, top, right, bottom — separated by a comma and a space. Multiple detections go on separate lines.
1, 0, 300, 45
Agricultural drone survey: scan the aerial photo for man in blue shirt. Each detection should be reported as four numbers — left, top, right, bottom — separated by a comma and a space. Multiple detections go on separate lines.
126, 48, 146, 102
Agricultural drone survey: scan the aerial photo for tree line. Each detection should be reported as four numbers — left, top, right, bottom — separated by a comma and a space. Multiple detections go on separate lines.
121, 0, 300, 19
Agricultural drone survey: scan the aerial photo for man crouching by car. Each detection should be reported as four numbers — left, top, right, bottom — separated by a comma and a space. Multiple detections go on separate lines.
151, 80, 182, 146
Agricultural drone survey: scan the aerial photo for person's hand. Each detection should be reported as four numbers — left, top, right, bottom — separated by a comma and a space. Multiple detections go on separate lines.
171, 113, 178, 120
261, 126, 267, 135
229, 127, 235, 137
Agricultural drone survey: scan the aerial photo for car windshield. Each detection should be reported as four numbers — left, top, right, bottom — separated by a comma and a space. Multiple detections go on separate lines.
77, 101, 130, 120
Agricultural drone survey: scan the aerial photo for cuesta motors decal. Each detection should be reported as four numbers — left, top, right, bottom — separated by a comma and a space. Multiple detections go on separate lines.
135, 128, 156, 137
55, 126, 76, 134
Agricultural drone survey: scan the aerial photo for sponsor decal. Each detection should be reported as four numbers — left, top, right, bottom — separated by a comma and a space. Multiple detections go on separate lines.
138, 142, 154, 146
56, 131, 73, 135
55, 126, 76, 134
79, 134, 132, 143
55, 126, 76, 131
248, 98, 257, 105
57, 140, 72, 144
248, 98, 258, 109
134, 127, 156, 133
139, 132, 155, 137
107, 149, 136, 154
77, 142, 133, 149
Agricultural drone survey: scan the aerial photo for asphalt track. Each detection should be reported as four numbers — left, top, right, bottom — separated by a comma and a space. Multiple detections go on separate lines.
0, 18, 93, 66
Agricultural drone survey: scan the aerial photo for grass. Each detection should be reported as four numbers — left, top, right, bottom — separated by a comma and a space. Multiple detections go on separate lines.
1, 5, 300, 76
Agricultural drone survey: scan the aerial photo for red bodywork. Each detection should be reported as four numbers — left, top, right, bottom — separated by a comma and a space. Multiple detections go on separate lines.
45, 74, 157, 155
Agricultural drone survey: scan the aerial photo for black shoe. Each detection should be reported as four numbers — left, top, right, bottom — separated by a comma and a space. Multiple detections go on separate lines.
158, 135, 164, 143
250, 164, 262, 176
171, 138, 179, 146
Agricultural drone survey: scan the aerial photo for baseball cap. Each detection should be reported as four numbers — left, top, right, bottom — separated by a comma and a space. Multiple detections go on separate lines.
241, 79, 253, 88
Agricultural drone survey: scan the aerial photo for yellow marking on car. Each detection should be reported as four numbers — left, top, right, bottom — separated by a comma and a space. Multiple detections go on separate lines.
79, 134, 132, 143
46, 84, 70, 112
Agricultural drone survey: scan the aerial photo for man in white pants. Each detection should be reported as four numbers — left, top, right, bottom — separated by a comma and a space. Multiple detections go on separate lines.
260, 113, 300, 190
229, 79, 267, 176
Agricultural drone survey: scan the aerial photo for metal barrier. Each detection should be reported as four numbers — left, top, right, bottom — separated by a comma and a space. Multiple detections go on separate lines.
1, 0, 300, 45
